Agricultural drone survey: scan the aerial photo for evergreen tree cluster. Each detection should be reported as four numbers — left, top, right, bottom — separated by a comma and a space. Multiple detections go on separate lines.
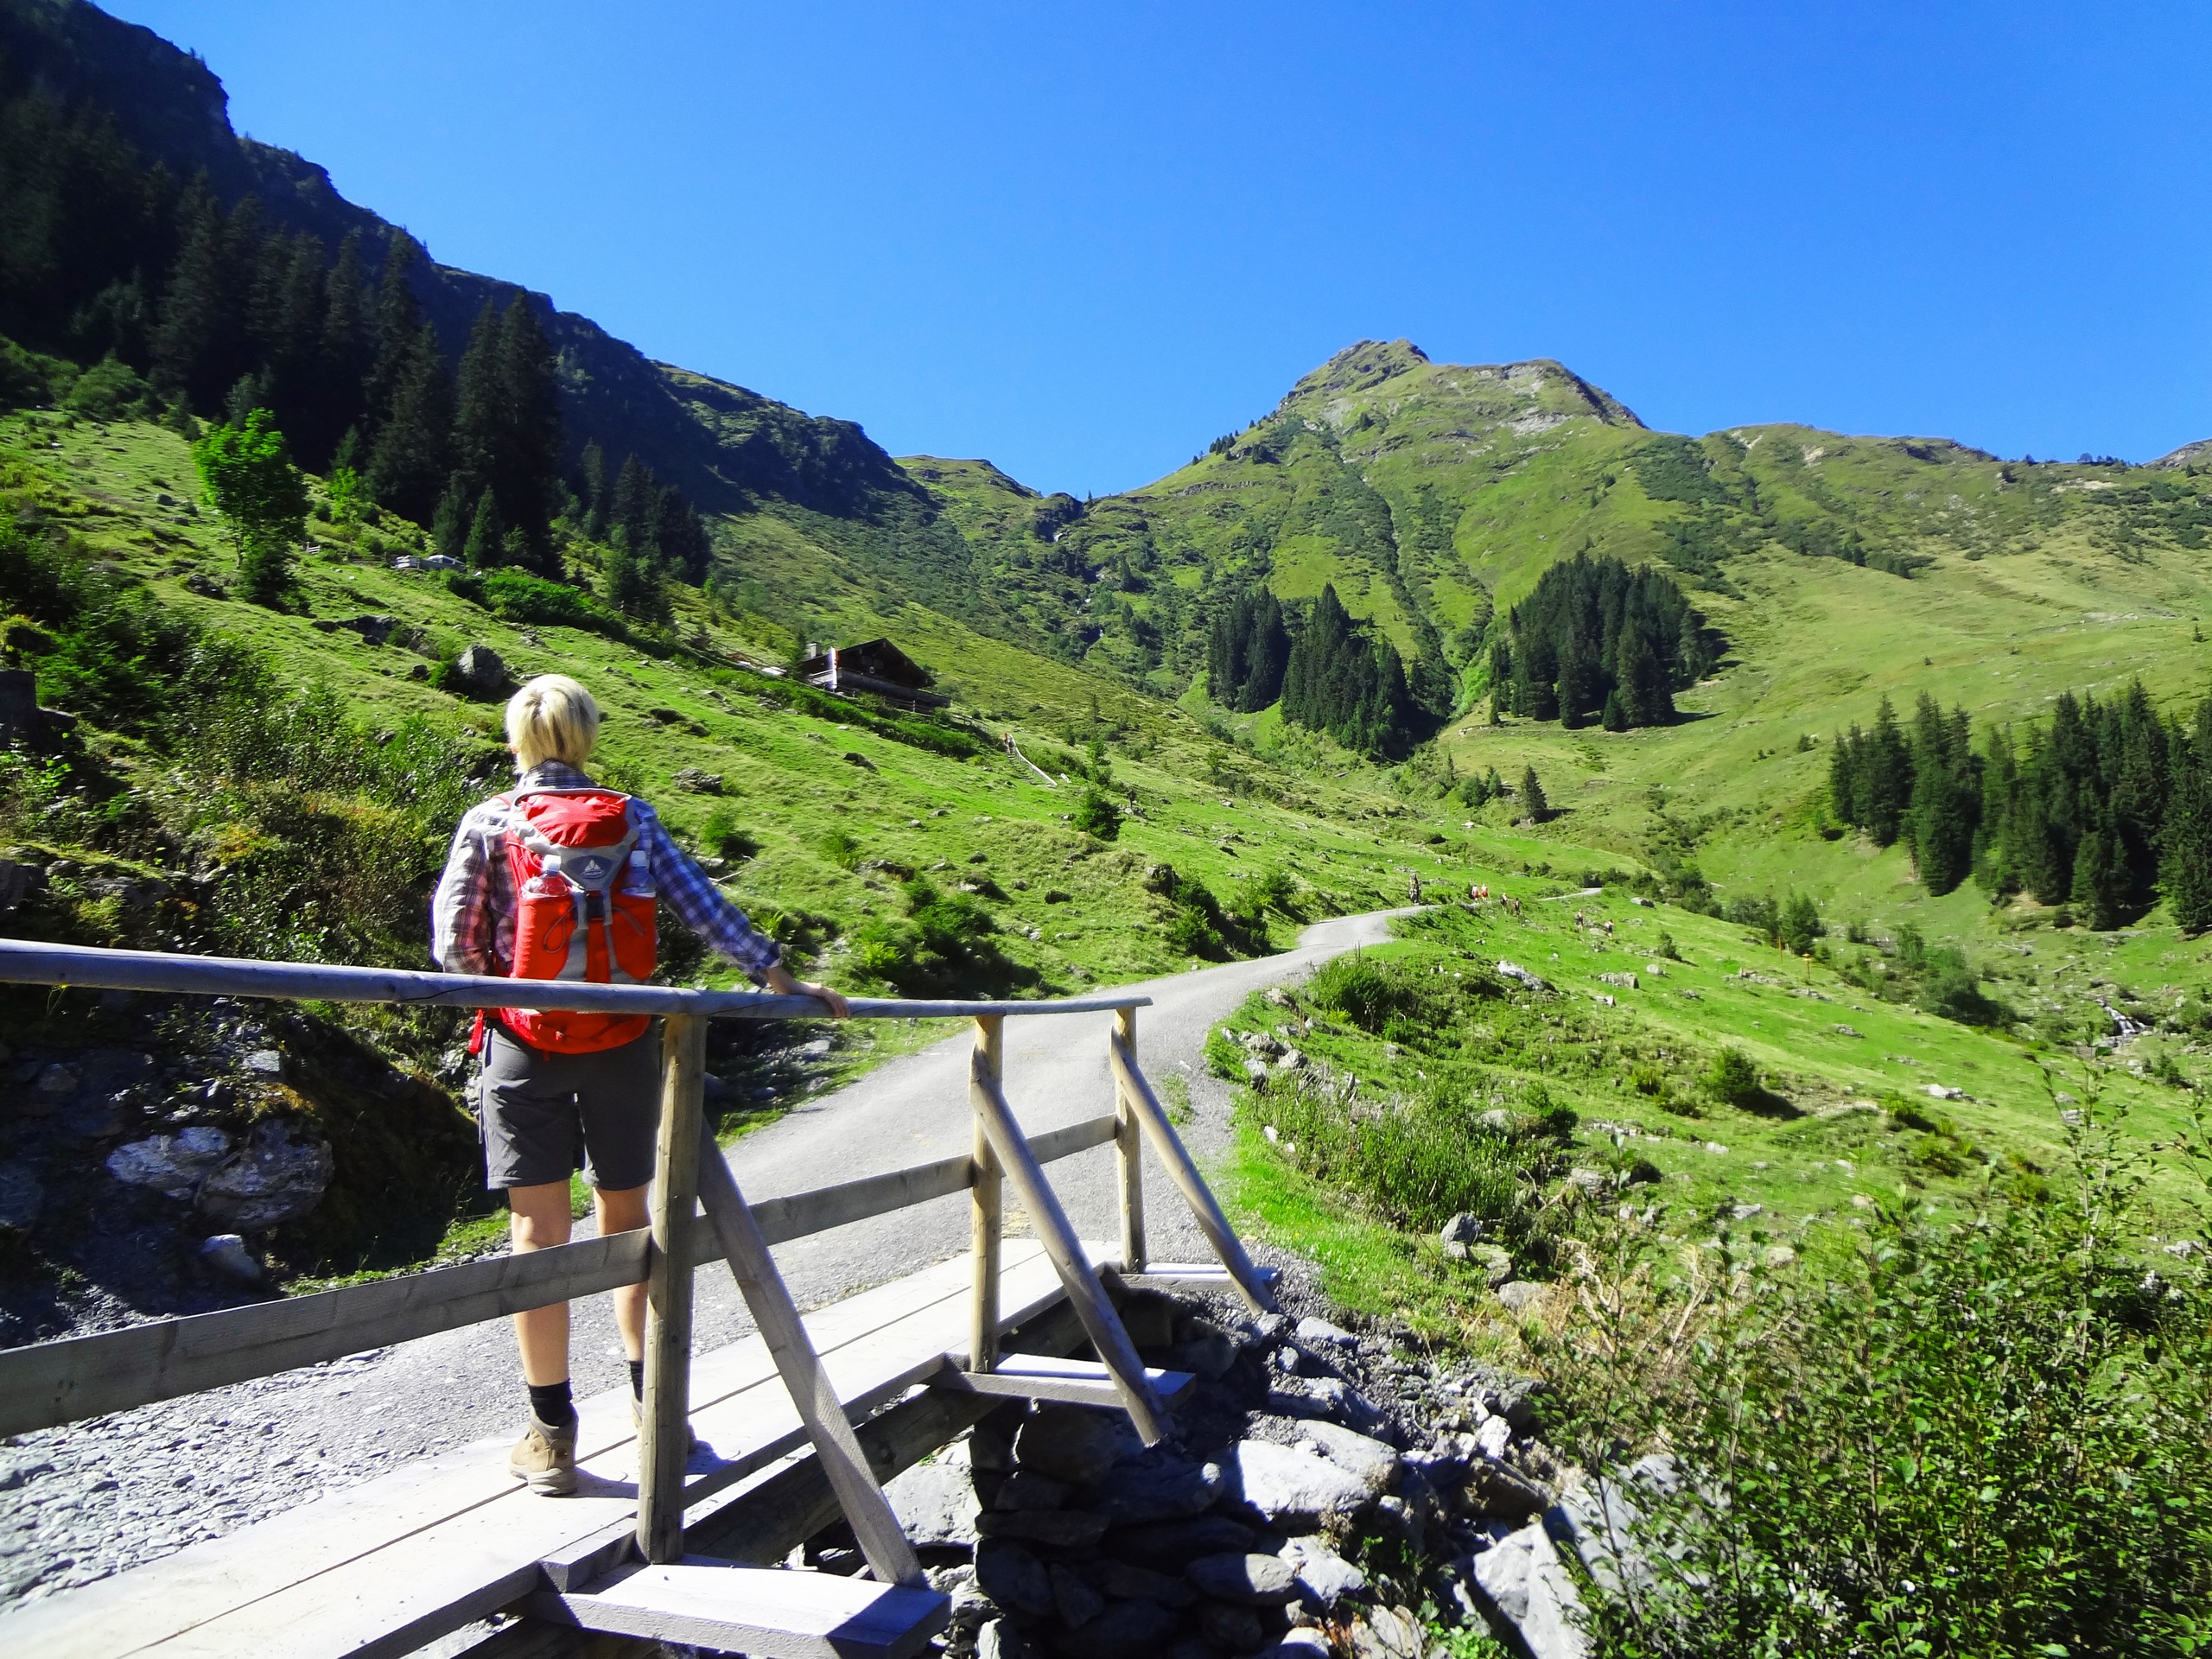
1829, 694, 1981, 894
1832, 682, 2212, 931
572, 444, 712, 623
1205, 588, 1289, 712
1277, 584, 1425, 758
0, 68, 719, 595
1488, 555, 1717, 730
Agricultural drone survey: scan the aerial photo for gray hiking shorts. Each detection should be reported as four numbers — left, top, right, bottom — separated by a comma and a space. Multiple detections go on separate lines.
477, 1020, 662, 1192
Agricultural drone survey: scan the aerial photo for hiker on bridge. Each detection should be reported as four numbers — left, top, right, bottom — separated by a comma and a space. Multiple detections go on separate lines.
431, 674, 849, 1497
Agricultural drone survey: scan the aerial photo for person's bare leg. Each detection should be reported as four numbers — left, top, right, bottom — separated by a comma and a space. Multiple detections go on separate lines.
594, 1183, 651, 1364
507, 1180, 574, 1386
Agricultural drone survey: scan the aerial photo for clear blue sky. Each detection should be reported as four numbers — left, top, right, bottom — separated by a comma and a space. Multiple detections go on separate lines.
118, 2, 2211, 496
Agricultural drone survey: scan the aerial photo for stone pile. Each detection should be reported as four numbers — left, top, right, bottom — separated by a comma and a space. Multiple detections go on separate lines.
880, 1284, 1590, 1659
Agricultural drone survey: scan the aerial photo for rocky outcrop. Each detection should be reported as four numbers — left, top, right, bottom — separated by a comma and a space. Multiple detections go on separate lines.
890, 1278, 1583, 1659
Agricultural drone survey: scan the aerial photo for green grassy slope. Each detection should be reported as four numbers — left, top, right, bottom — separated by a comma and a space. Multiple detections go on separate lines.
3, 410, 1476, 1001
900, 338, 2212, 1056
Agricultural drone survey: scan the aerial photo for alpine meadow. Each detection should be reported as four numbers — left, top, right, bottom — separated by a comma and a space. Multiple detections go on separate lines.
3, 3, 2212, 1656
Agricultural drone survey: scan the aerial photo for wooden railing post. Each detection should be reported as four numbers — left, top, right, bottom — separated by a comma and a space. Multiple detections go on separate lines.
638, 1014, 706, 1565
1108, 1032, 1280, 1315
969, 1015, 1004, 1375
1113, 1007, 1147, 1273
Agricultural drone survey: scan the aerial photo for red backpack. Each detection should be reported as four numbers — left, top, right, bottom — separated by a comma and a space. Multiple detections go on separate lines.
486, 787, 658, 1054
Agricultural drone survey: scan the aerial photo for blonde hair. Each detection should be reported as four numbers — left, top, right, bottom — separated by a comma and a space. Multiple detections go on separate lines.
505, 675, 601, 771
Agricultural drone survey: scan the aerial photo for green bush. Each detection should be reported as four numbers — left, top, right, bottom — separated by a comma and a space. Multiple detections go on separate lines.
0, 337, 69, 409
1539, 1104, 2212, 1656
1072, 786, 1121, 841
476, 569, 623, 635
1248, 1071, 1568, 1248
1705, 1046, 1762, 1107
849, 877, 1037, 999
1307, 953, 1422, 1033
61, 355, 156, 422
698, 804, 760, 862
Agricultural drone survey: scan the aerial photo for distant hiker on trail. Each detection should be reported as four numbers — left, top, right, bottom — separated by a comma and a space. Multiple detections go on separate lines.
1408, 874, 1423, 904
431, 674, 848, 1497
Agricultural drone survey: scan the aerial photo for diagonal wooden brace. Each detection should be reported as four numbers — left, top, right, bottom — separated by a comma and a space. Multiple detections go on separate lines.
694, 1119, 925, 1587
1107, 1032, 1279, 1315
967, 1051, 1166, 1443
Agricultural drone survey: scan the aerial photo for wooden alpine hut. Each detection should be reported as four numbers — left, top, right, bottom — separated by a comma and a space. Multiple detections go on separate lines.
796, 639, 950, 711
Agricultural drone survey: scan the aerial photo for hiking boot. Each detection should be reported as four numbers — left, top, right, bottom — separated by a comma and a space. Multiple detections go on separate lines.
509, 1413, 578, 1496
630, 1392, 698, 1452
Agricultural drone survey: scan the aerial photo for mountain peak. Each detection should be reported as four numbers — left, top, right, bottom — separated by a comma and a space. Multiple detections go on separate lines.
1290, 339, 1433, 401
1279, 341, 1643, 435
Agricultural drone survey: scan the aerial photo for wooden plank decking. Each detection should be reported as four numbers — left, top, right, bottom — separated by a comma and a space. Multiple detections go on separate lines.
0, 1240, 1093, 1659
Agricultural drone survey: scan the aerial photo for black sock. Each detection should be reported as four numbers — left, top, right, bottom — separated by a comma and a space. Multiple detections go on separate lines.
628, 1359, 645, 1402
527, 1380, 575, 1427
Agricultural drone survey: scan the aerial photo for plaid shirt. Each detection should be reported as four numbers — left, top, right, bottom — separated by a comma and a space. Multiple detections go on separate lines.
429, 761, 782, 985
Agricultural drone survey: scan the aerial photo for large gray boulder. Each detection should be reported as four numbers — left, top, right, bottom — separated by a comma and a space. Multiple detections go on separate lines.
974, 1508, 1108, 1548
974, 1538, 1053, 1616
449, 644, 511, 699
1226, 1440, 1374, 1525
1057, 1598, 1179, 1659
1278, 1535, 1365, 1609
1106, 1514, 1256, 1570
1083, 1456, 1221, 1524
1014, 1405, 1122, 1485
1294, 1421, 1400, 1496
0, 1161, 42, 1231
198, 1122, 333, 1230
106, 1127, 232, 1200
1266, 1376, 1390, 1436
1469, 1520, 1591, 1659
1185, 1551, 1299, 1605
886, 1449, 979, 1548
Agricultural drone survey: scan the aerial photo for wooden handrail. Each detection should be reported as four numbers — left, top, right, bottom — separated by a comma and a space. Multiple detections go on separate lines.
0, 1112, 1125, 1436
0, 938, 1152, 1020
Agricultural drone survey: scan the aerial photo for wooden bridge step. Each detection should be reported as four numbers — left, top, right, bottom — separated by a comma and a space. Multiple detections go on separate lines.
1118, 1262, 1281, 1293
527, 1560, 949, 1659
930, 1353, 1195, 1408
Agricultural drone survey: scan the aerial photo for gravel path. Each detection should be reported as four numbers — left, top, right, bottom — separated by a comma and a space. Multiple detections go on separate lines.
0, 911, 1402, 1608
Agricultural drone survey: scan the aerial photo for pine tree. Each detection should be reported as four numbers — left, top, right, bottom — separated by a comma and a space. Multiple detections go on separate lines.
611, 454, 657, 556
1779, 893, 1823, 955
1975, 728, 2020, 894
1829, 723, 1865, 829
2071, 818, 2127, 931
495, 296, 561, 554
604, 533, 671, 625
1906, 693, 1977, 894
1520, 766, 1548, 821
578, 441, 609, 540
2160, 753, 2212, 933
653, 486, 710, 582
1864, 696, 1913, 846
451, 301, 503, 499
317, 231, 372, 456
149, 184, 240, 411
365, 232, 427, 429
462, 489, 503, 569
364, 321, 452, 524
431, 475, 471, 563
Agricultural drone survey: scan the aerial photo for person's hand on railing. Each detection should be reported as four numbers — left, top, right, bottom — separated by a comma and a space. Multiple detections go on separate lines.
764, 962, 850, 1020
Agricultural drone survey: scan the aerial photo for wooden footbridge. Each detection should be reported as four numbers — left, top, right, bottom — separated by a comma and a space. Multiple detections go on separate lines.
0, 940, 1279, 1659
